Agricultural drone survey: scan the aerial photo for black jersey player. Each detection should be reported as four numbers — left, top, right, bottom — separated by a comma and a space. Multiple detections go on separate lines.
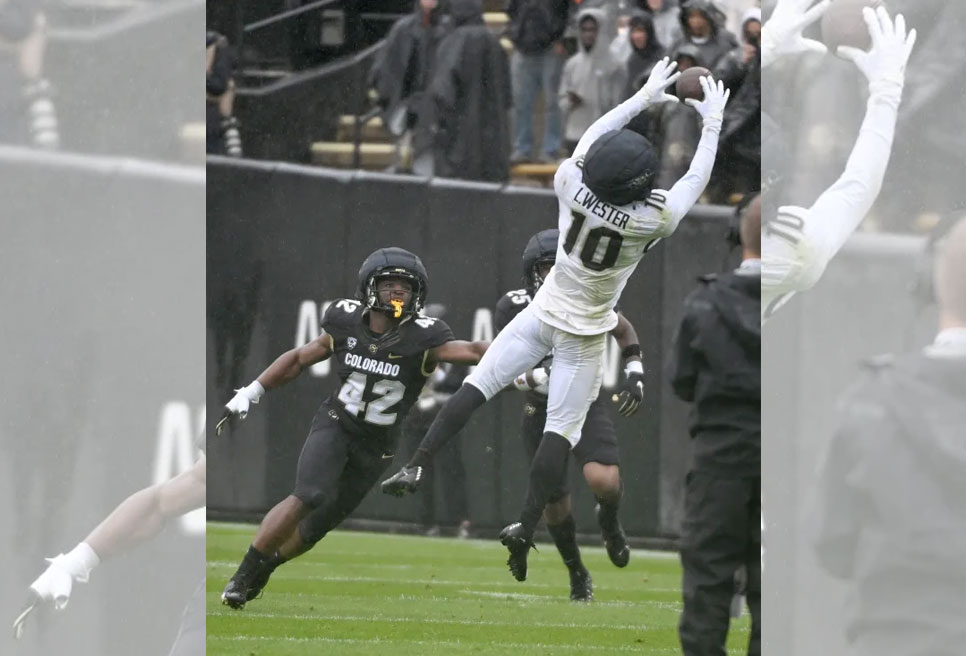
497, 229, 645, 597
216, 247, 488, 609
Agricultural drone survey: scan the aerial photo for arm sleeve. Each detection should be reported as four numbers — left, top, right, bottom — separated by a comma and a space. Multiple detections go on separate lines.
795, 84, 903, 267
661, 119, 722, 234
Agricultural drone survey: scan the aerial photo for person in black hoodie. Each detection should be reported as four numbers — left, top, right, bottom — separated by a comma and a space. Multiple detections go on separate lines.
369, 0, 451, 174
667, 0, 738, 72
619, 10, 666, 100
429, 0, 511, 182
668, 193, 761, 656
810, 216, 966, 656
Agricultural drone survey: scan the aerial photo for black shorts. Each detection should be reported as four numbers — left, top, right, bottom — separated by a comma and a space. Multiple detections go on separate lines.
292, 405, 395, 543
520, 395, 621, 500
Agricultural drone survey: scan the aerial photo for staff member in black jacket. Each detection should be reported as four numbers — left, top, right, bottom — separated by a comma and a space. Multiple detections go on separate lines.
811, 216, 966, 656
668, 194, 761, 656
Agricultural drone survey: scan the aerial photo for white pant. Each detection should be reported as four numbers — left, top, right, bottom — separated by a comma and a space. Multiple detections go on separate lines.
465, 305, 605, 445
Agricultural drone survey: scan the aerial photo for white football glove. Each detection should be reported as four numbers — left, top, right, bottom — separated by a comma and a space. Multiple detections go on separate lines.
638, 57, 681, 105
761, 0, 831, 68
836, 6, 916, 92
685, 76, 730, 126
14, 543, 100, 640
216, 380, 265, 435
512, 367, 549, 395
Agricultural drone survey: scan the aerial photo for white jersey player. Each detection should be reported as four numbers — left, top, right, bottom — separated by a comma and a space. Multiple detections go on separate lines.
760, 2, 917, 321
382, 57, 729, 581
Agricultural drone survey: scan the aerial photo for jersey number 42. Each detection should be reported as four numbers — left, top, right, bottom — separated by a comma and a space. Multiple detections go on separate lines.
337, 372, 405, 426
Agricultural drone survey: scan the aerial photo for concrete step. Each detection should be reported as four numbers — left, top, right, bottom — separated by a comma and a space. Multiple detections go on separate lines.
483, 11, 508, 31
311, 141, 411, 170
336, 114, 392, 143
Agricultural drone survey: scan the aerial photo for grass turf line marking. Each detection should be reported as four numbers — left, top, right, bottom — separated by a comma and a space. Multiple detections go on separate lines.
207, 610, 654, 631
206, 635, 680, 652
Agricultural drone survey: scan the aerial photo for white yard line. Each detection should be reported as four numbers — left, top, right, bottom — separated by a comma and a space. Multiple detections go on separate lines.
207, 634, 682, 653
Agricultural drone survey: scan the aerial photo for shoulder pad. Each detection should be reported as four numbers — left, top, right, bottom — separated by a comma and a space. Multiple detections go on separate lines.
322, 298, 364, 331
501, 288, 531, 306
410, 315, 456, 348
644, 190, 667, 212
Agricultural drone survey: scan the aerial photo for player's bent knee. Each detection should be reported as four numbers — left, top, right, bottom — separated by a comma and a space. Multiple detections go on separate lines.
292, 487, 328, 511
583, 463, 620, 496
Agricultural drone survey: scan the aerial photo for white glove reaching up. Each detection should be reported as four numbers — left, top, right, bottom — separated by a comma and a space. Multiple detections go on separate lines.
685, 76, 730, 126
638, 57, 681, 105
215, 380, 265, 435
13, 543, 100, 639
761, 0, 831, 68
836, 6, 916, 92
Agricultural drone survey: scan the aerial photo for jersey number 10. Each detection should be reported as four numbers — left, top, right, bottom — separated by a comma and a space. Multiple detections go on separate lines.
563, 210, 624, 271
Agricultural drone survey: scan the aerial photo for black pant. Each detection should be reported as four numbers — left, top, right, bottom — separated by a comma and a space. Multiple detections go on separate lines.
679, 472, 761, 656
293, 406, 394, 544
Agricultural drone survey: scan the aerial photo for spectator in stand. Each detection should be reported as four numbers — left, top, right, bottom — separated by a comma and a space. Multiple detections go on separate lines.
668, 0, 738, 72
644, 0, 683, 48
506, 0, 570, 164
613, 10, 666, 100
369, 0, 451, 175
429, 0, 511, 182
627, 44, 706, 191
708, 7, 760, 201
0, 1, 59, 149
558, 8, 624, 156
206, 31, 242, 157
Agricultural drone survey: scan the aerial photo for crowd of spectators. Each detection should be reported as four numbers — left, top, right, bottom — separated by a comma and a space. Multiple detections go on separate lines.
364, 0, 760, 197
211, 0, 761, 200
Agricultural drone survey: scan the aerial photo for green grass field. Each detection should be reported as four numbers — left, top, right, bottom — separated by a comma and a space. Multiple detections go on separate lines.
207, 522, 750, 655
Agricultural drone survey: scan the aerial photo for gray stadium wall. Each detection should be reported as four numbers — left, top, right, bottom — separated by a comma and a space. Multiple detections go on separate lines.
0, 147, 204, 656
206, 156, 743, 541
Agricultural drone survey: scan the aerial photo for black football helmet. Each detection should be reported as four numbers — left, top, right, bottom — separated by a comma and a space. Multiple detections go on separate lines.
522, 229, 559, 296
357, 247, 428, 319
583, 130, 659, 206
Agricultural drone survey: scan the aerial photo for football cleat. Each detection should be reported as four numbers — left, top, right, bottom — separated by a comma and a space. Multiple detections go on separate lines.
244, 564, 276, 602
221, 578, 249, 610
597, 505, 630, 568
499, 522, 537, 582
569, 567, 594, 602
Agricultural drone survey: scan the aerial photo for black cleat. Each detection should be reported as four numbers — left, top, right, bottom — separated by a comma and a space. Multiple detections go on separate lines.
221, 578, 250, 610
499, 522, 536, 582
569, 567, 594, 602
597, 505, 630, 568
245, 564, 274, 602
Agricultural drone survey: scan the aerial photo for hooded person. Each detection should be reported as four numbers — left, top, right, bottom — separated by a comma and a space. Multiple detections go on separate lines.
558, 8, 625, 155
613, 10, 667, 100
368, 0, 451, 170
810, 217, 966, 656
707, 6, 761, 201
668, 0, 738, 71
428, 0, 511, 182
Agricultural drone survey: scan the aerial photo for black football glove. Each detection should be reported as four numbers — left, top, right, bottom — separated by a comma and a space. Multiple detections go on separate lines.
614, 371, 644, 417
381, 465, 423, 496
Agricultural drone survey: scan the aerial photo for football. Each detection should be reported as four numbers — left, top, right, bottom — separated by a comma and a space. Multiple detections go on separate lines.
821, 0, 885, 53
676, 66, 711, 101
